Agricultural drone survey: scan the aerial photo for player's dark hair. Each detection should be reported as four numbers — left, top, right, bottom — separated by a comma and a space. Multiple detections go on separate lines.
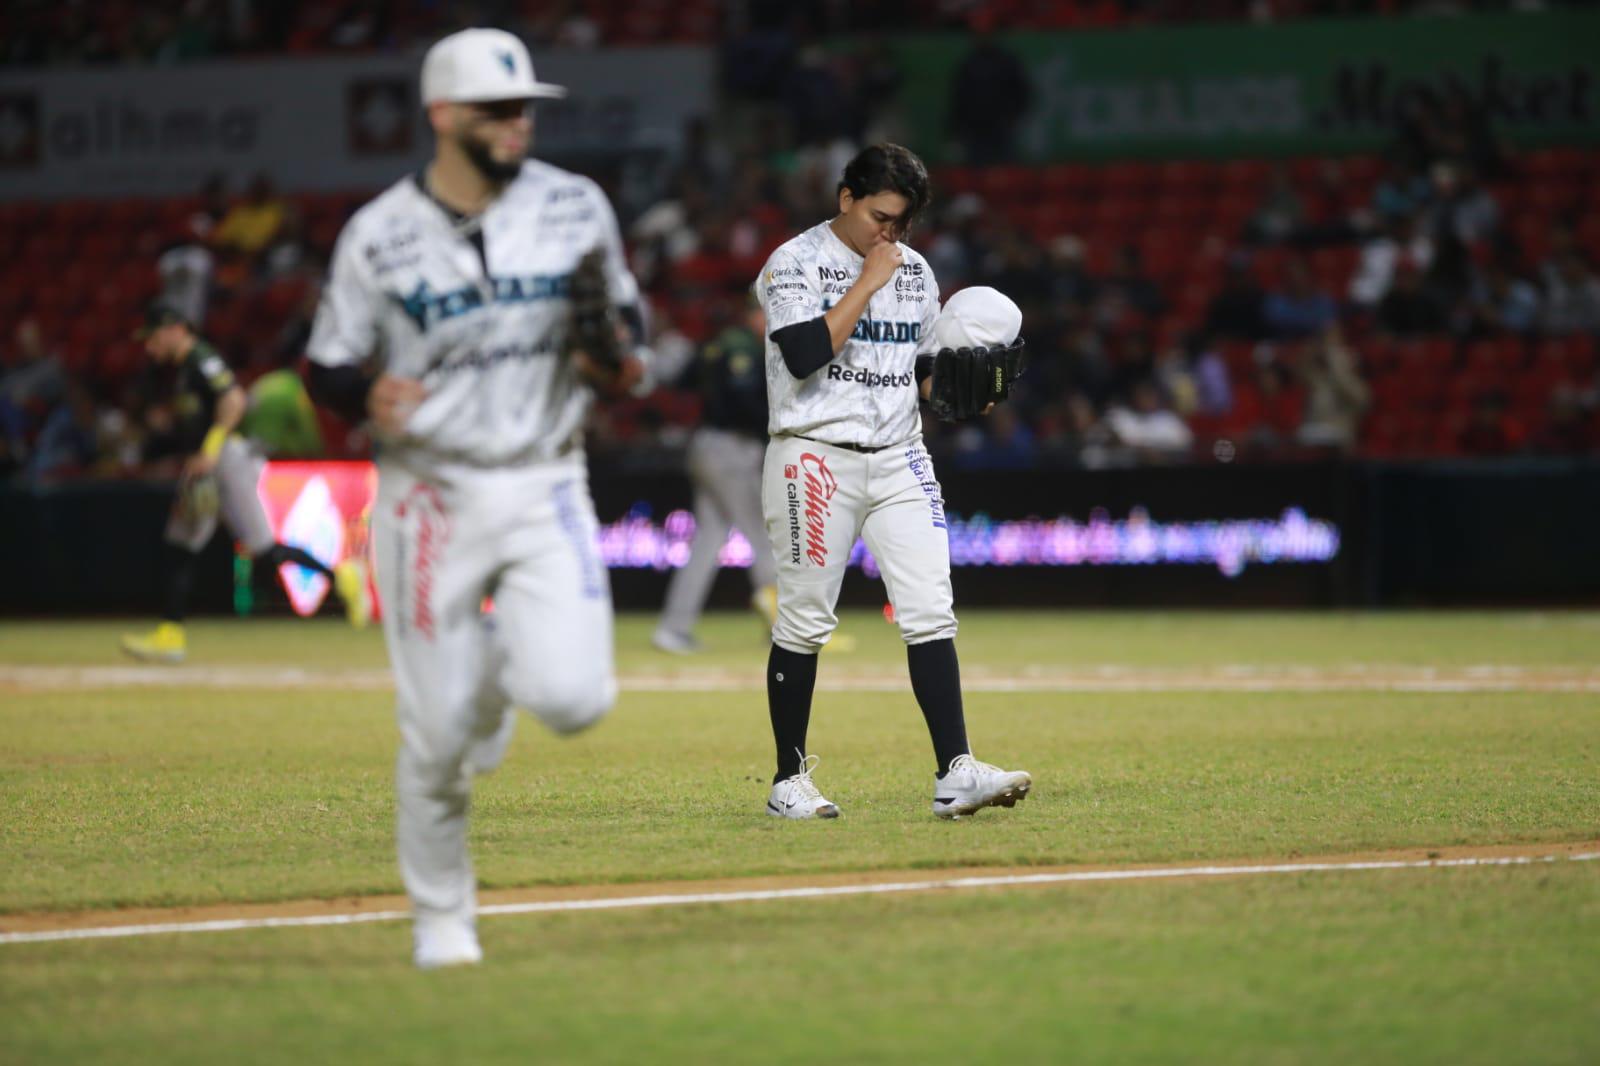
837, 143, 932, 237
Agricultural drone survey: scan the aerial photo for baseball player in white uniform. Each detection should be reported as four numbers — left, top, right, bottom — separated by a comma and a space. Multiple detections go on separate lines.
305, 28, 648, 969
756, 144, 1033, 821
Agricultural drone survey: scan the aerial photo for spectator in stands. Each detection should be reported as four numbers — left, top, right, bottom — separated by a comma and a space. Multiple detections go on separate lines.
923, 193, 989, 289
24, 381, 102, 482
1262, 256, 1338, 339
1204, 252, 1266, 340
1469, 260, 1541, 336
1245, 163, 1303, 245
1422, 227, 1477, 322
1061, 391, 1117, 470
1294, 159, 1365, 247
1377, 262, 1446, 335
988, 230, 1051, 310
0, 317, 66, 465
156, 218, 215, 326
1186, 335, 1234, 417
1045, 234, 1096, 312
953, 405, 1036, 470
629, 177, 712, 290
1542, 252, 1600, 336
1350, 213, 1434, 308
1372, 158, 1432, 223
1062, 322, 1115, 405
946, 24, 1032, 165
184, 172, 229, 242
1103, 379, 1194, 464
1094, 244, 1165, 328
1233, 361, 1306, 454
1296, 326, 1370, 453
213, 173, 287, 258
1428, 161, 1499, 245
1153, 341, 1199, 416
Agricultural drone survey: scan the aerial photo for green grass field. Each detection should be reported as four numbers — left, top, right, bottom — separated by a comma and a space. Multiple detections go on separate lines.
2, 611, 1598, 1064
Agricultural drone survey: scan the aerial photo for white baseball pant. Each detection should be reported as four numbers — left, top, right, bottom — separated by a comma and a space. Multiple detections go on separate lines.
163, 434, 275, 555
372, 457, 617, 927
762, 434, 957, 653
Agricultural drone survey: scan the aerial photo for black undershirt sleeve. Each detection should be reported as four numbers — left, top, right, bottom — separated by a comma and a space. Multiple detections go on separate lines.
915, 354, 936, 387
305, 363, 374, 423
770, 317, 834, 380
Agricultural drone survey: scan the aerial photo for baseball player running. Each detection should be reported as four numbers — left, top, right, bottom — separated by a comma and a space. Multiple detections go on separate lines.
652, 295, 778, 654
120, 304, 370, 664
305, 28, 648, 969
757, 143, 1032, 821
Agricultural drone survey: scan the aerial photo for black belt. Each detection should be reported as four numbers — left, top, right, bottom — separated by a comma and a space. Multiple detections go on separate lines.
794, 434, 895, 455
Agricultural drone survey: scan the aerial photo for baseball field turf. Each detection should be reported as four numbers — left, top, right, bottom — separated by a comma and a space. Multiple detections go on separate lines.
2, 610, 1597, 1064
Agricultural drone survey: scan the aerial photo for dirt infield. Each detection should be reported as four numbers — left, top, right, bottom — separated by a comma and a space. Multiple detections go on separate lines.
7, 663, 1600, 693
4, 838, 1595, 941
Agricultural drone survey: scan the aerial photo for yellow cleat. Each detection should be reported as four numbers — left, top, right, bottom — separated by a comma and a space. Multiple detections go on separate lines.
334, 559, 372, 629
120, 622, 187, 664
751, 584, 779, 628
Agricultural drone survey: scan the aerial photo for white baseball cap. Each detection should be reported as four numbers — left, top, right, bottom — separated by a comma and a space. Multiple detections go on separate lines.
932, 286, 1023, 349
421, 28, 566, 105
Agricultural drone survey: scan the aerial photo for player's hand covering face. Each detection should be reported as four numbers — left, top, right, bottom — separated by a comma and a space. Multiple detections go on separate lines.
836, 190, 911, 253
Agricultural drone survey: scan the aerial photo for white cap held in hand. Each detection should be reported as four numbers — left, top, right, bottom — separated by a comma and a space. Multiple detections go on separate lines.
421, 28, 567, 105
932, 286, 1023, 349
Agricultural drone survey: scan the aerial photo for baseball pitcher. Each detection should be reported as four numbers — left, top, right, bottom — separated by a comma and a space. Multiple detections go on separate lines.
756, 143, 1032, 822
305, 28, 648, 969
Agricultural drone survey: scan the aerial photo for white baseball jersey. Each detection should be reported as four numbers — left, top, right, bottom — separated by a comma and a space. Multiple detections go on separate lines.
308, 159, 641, 468
758, 222, 940, 449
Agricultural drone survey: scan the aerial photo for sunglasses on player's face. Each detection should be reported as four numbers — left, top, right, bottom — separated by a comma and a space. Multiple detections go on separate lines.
464, 99, 532, 122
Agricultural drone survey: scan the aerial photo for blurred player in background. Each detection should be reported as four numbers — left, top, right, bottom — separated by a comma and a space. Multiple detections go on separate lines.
756, 144, 1032, 821
651, 293, 778, 654
306, 28, 648, 970
120, 304, 370, 664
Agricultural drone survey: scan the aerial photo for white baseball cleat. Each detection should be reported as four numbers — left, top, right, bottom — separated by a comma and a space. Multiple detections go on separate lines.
413, 915, 483, 970
766, 753, 840, 819
932, 754, 1032, 819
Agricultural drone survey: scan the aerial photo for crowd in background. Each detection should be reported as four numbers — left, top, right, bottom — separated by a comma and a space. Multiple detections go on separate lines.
3, 1, 1586, 66
3, 5, 1599, 482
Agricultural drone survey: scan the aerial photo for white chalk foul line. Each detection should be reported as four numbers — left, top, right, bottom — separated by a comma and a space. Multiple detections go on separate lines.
8, 664, 1600, 693
3, 851, 1595, 947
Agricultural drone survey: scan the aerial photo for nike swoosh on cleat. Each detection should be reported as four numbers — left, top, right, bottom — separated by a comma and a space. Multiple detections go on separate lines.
934, 796, 957, 804
766, 801, 782, 814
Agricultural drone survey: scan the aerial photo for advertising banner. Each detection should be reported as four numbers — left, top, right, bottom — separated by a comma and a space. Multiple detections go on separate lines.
877, 11, 1597, 162
250, 461, 1344, 617
0, 47, 712, 201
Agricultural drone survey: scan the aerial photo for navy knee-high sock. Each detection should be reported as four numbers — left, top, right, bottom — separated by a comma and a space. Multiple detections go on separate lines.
907, 638, 970, 776
768, 644, 819, 783
258, 542, 334, 580
162, 543, 199, 623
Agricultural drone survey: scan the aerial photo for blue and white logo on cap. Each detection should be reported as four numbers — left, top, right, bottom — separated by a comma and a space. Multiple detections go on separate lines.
496, 50, 516, 76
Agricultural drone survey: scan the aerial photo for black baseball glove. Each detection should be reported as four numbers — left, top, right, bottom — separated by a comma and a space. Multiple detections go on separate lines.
929, 338, 1027, 421
566, 247, 624, 371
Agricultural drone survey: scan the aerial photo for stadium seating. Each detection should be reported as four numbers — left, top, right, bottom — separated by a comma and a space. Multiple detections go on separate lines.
4, 148, 1596, 460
